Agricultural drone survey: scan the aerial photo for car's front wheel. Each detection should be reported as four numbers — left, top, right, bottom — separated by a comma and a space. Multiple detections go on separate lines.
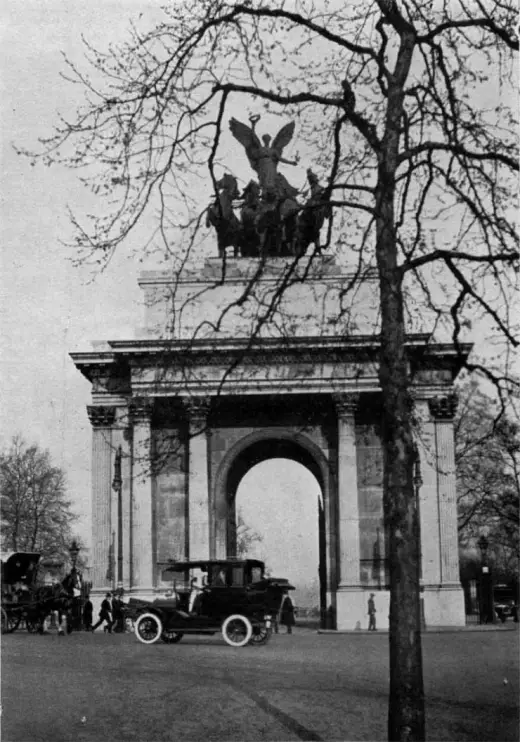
135, 612, 163, 644
161, 629, 184, 644
221, 614, 253, 647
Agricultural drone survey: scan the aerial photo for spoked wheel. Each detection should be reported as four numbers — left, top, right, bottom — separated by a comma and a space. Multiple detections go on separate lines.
25, 615, 41, 634
2, 610, 21, 634
135, 612, 163, 644
221, 614, 253, 648
161, 629, 184, 644
249, 623, 272, 646
1, 608, 8, 634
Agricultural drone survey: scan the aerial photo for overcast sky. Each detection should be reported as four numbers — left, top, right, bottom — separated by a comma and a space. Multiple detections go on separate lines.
0, 1, 322, 600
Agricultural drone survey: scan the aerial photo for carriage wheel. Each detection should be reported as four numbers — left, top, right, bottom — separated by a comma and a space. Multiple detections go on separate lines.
221, 614, 253, 648
26, 616, 41, 633
2, 610, 21, 634
249, 622, 272, 646
135, 612, 163, 644
161, 629, 184, 644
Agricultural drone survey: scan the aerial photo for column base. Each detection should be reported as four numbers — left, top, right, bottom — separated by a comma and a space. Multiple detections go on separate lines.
423, 584, 465, 626
336, 587, 390, 631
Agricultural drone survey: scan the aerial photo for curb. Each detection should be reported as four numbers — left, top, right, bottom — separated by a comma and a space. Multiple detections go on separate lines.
317, 625, 519, 635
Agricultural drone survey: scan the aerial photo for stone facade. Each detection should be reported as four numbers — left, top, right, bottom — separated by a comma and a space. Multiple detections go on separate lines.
71, 257, 469, 628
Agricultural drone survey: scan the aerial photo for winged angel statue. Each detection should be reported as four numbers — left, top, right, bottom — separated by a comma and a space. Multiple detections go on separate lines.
229, 116, 299, 202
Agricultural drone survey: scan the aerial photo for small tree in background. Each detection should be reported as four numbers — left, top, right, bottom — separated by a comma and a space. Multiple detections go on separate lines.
456, 379, 519, 579
0, 436, 77, 563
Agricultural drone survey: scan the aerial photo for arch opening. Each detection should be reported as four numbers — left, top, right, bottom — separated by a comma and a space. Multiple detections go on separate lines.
224, 438, 327, 623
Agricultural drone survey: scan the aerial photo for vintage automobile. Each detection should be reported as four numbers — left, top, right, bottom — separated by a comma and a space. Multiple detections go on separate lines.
133, 558, 294, 647
494, 584, 519, 623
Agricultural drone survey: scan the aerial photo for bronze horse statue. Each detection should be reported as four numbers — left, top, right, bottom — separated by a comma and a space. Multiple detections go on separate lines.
295, 169, 332, 255
206, 174, 242, 257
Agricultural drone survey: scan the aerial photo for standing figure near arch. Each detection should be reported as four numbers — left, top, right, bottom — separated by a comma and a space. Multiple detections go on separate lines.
368, 593, 377, 631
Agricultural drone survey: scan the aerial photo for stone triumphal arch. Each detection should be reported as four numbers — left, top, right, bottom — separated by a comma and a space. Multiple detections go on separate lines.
72, 256, 469, 629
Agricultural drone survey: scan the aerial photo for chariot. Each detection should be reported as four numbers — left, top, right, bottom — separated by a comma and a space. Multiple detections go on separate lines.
132, 558, 294, 648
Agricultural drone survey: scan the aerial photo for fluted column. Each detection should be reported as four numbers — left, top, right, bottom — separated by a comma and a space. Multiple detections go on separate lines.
87, 406, 115, 591
414, 399, 441, 585
121, 426, 133, 589
429, 394, 460, 585
334, 394, 361, 588
130, 398, 154, 593
186, 397, 211, 561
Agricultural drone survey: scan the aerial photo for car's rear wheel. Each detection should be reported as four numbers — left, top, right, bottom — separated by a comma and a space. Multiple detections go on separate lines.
221, 614, 253, 647
135, 612, 163, 644
249, 622, 271, 646
161, 629, 184, 644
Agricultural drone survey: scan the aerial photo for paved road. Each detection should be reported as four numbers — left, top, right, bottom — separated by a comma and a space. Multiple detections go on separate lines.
2, 627, 518, 741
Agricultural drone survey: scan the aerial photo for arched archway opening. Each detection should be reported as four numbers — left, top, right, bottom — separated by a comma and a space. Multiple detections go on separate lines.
221, 437, 328, 622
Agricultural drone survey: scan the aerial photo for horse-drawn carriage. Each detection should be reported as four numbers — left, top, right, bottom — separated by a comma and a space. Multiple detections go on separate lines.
1, 551, 81, 634
1, 552, 41, 633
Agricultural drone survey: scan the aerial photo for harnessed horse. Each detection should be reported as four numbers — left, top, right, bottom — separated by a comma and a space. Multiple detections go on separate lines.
31, 570, 82, 634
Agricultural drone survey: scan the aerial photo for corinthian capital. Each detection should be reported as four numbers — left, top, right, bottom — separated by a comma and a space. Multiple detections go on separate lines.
87, 405, 116, 428
428, 394, 458, 421
129, 397, 154, 423
184, 396, 211, 426
333, 393, 359, 419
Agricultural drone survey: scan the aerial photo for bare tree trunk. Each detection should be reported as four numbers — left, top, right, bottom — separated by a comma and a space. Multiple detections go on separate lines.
376, 187, 425, 741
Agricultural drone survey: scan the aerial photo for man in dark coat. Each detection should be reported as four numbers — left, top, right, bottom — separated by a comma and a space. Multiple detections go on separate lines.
368, 593, 377, 631
83, 596, 93, 631
92, 593, 113, 633
280, 594, 295, 634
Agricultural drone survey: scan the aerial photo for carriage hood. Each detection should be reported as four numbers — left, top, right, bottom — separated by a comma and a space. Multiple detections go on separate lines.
1, 552, 41, 585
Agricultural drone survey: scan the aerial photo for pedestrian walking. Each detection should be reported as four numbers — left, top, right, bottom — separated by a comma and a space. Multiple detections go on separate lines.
112, 592, 125, 633
368, 593, 377, 631
280, 594, 295, 634
83, 596, 93, 631
91, 592, 113, 633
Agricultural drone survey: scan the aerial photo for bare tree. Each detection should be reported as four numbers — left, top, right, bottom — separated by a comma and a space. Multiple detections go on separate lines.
456, 378, 519, 574
22, 2, 519, 739
0, 436, 77, 561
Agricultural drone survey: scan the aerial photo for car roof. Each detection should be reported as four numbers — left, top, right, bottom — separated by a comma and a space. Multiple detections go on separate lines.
160, 558, 265, 572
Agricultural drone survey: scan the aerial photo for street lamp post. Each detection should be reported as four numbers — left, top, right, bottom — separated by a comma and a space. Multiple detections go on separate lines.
413, 447, 426, 631
68, 540, 81, 631
478, 534, 494, 624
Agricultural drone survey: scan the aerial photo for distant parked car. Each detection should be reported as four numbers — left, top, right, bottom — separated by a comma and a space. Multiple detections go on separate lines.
493, 584, 518, 623
132, 558, 294, 647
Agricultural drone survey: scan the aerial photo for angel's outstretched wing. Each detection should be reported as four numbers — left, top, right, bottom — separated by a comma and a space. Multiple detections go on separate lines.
229, 118, 261, 169
271, 121, 295, 156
